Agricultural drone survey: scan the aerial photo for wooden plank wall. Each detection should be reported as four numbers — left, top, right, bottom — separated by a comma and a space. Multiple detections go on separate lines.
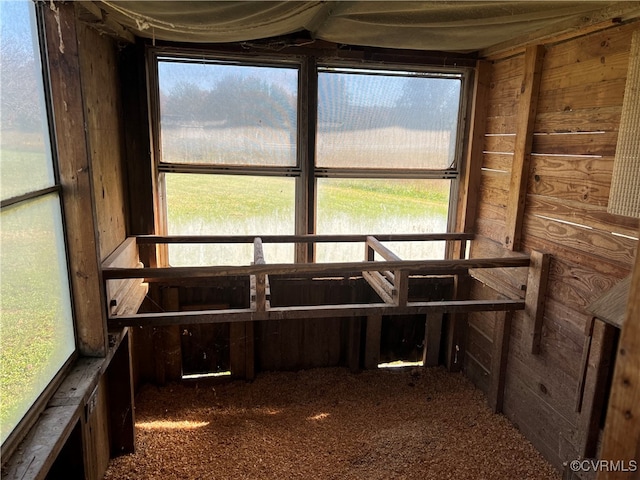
467, 20, 640, 469
76, 19, 128, 261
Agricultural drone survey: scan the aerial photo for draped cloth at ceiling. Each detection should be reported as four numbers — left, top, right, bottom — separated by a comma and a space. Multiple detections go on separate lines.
96, 1, 622, 52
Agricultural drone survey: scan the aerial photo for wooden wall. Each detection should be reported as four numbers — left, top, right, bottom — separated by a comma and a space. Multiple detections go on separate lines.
76, 20, 128, 261
466, 20, 640, 469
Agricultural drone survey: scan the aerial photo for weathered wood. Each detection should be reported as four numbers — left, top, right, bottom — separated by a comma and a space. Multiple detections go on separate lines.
364, 315, 382, 369
103, 256, 530, 280
586, 275, 632, 329
44, 1, 107, 356
525, 251, 551, 354
598, 237, 640, 478
526, 193, 639, 239
105, 330, 135, 457
535, 106, 622, 133
366, 236, 401, 261
532, 131, 619, 157
537, 77, 627, 114
161, 288, 181, 382
107, 298, 526, 328
76, 18, 127, 261
504, 44, 545, 250
348, 318, 362, 373
362, 271, 395, 304
103, 238, 148, 317
488, 310, 513, 413
136, 233, 475, 244
1, 405, 82, 480
446, 274, 472, 372
523, 213, 637, 268
576, 320, 617, 459
423, 313, 443, 367
394, 270, 409, 307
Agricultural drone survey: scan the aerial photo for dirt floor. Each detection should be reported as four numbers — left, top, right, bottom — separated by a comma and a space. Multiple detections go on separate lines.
105, 367, 562, 480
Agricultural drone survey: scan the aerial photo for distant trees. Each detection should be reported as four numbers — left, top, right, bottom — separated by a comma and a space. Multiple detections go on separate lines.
161, 71, 459, 133
161, 75, 296, 129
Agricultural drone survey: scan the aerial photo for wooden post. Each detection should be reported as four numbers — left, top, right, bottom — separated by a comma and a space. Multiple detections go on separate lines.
525, 250, 551, 354
364, 315, 382, 369
488, 310, 513, 413
348, 318, 362, 373
598, 239, 640, 479
504, 45, 545, 251
423, 313, 443, 367
44, 2, 107, 356
161, 288, 182, 382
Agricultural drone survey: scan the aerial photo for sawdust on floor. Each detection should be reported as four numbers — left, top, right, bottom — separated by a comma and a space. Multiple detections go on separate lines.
105, 367, 562, 480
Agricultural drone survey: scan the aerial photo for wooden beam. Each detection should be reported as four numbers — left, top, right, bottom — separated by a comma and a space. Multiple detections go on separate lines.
598, 238, 640, 479
446, 273, 471, 372
364, 315, 382, 369
576, 320, 617, 458
504, 45, 545, 251
362, 271, 395, 304
366, 236, 402, 261
423, 313, 444, 367
44, 2, 107, 356
348, 318, 362, 373
454, 60, 492, 259
108, 298, 526, 328
525, 250, 551, 354
488, 310, 513, 413
136, 233, 475, 244
103, 256, 531, 280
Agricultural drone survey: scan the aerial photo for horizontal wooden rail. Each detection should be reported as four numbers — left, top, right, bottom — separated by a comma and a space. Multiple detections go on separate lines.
134, 233, 474, 244
103, 257, 530, 281
108, 299, 526, 327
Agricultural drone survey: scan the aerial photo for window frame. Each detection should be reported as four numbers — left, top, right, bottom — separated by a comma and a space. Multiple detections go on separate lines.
148, 45, 471, 264
0, 1, 78, 458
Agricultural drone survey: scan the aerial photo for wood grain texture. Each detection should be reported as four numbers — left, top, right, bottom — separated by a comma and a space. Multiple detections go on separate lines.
505, 45, 545, 250
44, 2, 107, 356
598, 238, 640, 479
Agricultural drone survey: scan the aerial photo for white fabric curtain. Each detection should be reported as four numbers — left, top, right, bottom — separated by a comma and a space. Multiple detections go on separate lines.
98, 1, 615, 51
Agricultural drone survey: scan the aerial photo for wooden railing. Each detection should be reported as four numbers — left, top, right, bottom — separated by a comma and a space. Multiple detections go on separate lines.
101, 233, 535, 328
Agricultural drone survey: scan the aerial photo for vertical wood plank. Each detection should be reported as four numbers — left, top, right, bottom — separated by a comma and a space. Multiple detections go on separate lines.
230, 322, 247, 379
525, 250, 551, 354
446, 274, 471, 372
44, 3, 107, 356
423, 313, 443, 367
454, 60, 492, 257
576, 320, 617, 458
161, 288, 182, 381
119, 40, 156, 267
348, 317, 362, 373
245, 321, 255, 380
364, 315, 382, 369
106, 329, 135, 456
488, 310, 513, 413
598, 240, 640, 479
504, 45, 545, 251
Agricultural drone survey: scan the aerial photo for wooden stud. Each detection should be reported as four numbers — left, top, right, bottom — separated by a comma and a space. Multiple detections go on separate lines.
598, 238, 640, 479
504, 44, 545, 251
576, 320, 617, 458
161, 288, 182, 382
525, 250, 551, 354
423, 313, 444, 367
364, 315, 382, 369
446, 273, 472, 372
106, 329, 135, 456
454, 59, 492, 260
44, 2, 107, 356
488, 310, 513, 413
348, 318, 362, 373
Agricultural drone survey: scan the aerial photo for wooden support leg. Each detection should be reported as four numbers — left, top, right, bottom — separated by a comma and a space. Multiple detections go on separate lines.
577, 320, 617, 458
488, 310, 513, 413
364, 315, 382, 369
348, 317, 362, 373
106, 329, 135, 456
423, 313, 443, 367
446, 274, 471, 372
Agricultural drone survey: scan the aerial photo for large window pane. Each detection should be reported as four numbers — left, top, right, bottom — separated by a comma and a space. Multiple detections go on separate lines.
317, 70, 460, 169
316, 179, 450, 262
0, 0, 55, 200
0, 195, 75, 444
165, 174, 295, 265
158, 60, 297, 167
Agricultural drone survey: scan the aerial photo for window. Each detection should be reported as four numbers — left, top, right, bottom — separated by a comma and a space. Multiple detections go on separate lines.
152, 51, 466, 265
0, 1, 75, 448
156, 57, 299, 265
